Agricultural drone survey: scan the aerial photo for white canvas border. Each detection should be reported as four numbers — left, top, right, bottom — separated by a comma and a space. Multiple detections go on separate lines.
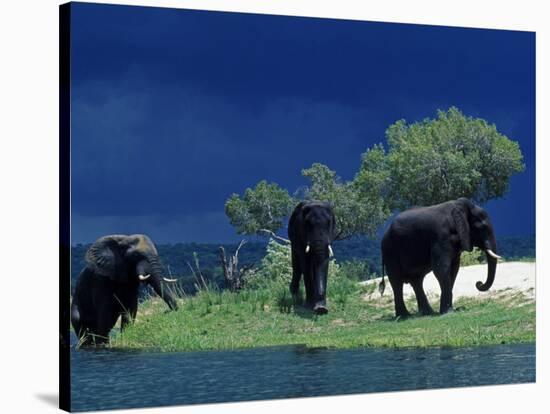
0, 0, 546, 413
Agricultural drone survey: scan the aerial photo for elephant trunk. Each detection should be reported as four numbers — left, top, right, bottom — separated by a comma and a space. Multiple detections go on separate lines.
147, 256, 179, 311
315, 263, 326, 302
309, 241, 329, 314
476, 234, 498, 292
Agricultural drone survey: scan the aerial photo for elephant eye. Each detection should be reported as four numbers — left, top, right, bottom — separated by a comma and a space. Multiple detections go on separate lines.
473, 221, 483, 229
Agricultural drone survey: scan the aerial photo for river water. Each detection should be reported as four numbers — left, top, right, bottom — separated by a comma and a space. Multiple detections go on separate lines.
70, 340, 535, 412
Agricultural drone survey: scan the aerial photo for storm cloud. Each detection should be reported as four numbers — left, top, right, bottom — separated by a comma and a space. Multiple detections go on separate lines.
70, 3, 535, 243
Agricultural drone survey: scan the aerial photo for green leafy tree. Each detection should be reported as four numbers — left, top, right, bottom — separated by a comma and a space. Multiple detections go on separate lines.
302, 162, 390, 239
245, 239, 341, 290
225, 107, 524, 242
460, 248, 486, 266
225, 180, 295, 236
351, 144, 392, 234
383, 107, 524, 209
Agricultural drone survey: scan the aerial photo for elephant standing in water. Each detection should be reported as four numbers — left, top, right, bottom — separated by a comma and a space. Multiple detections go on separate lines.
71, 234, 179, 345
288, 201, 336, 314
380, 198, 501, 318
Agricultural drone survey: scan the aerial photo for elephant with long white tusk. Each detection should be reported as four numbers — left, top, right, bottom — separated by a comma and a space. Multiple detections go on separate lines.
162, 277, 178, 283
71, 234, 179, 346
289, 201, 337, 314
380, 198, 502, 318
306, 244, 334, 257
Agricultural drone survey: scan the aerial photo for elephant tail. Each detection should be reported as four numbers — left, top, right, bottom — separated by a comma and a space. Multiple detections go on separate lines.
378, 259, 386, 296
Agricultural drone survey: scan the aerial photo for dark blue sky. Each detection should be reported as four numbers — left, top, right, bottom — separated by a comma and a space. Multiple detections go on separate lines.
70, 2, 535, 244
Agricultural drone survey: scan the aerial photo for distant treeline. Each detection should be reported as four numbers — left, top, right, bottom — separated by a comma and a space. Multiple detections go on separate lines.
70, 234, 535, 295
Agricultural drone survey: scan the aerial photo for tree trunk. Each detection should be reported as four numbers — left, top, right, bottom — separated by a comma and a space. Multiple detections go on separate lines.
219, 240, 247, 291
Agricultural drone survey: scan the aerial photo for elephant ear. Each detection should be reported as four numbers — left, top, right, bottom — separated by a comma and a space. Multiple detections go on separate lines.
301, 202, 312, 218
85, 236, 126, 279
328, 207, 337, 241
451, 207, 472, 252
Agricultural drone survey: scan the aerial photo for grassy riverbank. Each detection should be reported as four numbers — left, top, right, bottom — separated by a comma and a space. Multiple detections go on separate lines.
111, 279, 535, 352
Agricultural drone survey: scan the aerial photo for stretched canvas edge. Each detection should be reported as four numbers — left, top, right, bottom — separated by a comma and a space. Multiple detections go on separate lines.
59, 2, 72, 412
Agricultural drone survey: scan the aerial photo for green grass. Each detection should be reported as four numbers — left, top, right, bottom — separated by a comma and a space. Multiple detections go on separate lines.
510, 256, 537, 263
110, 277, 535, 352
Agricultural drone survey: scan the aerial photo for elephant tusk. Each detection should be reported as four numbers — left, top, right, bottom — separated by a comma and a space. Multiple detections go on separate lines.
486, 249, 502, 260
305, 244, 310, 253
328, 245, 334, 257
138, 274, 151, 281
163, 277, 178, 283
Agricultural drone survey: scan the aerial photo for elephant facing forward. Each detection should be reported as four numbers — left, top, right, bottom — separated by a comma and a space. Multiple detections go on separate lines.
71, 234, 179, 345
288, 201, 336, 314
381, 198, 501, 318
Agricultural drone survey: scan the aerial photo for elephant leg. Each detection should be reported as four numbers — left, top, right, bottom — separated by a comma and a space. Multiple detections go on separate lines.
303, 265, 314, 307
450, 255, 460, 290
432, 247, 454, 314
289, 249, 302, 298
121, 313, 130, 332
71, 302, 83, 339
121, 300, 138, 332
94, 302, 117, 345
120, 312, 135, 332
410, 276, 434, 316
388, 276, 409, 318
120, 303, 136, 331
436, 277, 453, 314
71, 303, 96, 346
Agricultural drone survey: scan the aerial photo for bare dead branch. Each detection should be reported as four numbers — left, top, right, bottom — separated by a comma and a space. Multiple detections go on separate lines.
258, 229, 290, 244
235, 239, 247, 255
219, 246, 229, 283
234, 239, 246, 272
333, 229, 351, 241
218, 240, 250, 292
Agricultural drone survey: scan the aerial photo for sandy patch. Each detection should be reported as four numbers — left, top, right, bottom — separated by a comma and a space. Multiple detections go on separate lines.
361, 261, 535, 301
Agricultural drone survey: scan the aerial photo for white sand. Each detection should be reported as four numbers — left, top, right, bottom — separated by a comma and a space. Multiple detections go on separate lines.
362, 261, 535, 301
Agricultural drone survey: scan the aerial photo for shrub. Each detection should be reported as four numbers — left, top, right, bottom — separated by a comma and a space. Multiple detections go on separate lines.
328, 276, 358, 309
256, 239, 293, 287
246, 239, 342, 288
339, 259, 375, 281
460, 248, 485, 266
275, 286, 294, 313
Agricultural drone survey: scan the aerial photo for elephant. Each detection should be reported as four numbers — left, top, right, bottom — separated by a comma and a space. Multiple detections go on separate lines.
71, 234, 179, 345
380, 198, 501, 318
288, 201, 336, 314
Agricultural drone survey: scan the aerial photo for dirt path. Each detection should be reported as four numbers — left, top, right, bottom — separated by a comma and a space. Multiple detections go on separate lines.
362, 261, 535, 300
